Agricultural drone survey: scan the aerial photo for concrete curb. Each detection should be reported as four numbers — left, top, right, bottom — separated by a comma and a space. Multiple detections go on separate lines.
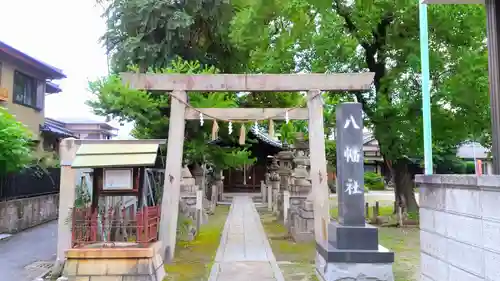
208, 199, 233, 281
31, 268, 52, 281
0, 233, 12, 242
250, 201, 285, 281
207, 263, 220, 281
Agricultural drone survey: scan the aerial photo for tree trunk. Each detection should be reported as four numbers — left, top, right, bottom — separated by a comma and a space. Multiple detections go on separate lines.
393, 159, 419, 213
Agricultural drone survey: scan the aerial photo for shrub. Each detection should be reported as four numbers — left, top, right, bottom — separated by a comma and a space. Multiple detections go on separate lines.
364, 172, 385, 191
0, 108, 32, 175
465, 161, 476, 174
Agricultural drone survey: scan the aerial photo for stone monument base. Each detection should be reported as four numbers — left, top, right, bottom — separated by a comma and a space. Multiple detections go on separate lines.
315, 243, 394, 281
315, 261, 394, 281
63, 242, 166, 281
289, 199, 314, 242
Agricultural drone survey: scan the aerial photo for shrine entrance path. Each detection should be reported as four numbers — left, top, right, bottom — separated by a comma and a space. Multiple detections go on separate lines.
208, 195, 284, 281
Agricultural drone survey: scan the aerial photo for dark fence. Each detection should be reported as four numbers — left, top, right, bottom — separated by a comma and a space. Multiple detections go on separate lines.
0, 167, 61, 201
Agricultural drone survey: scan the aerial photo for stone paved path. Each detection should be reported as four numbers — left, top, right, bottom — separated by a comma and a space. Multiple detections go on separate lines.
0, 221, 57, 281
209, 195, 284, 281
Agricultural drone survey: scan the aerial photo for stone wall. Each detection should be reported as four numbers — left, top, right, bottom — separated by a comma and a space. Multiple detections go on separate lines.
0, 193, 59, 233
416, 174, 500, 281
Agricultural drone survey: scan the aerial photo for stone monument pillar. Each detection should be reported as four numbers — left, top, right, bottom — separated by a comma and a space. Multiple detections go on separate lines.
260, 180, 267, 203
179, 165, 197, 219
192, 163, 210, 211
265, 172, 272, 210
269, 157, 280, 213
214, 169, 224, 203
276, 143, 293, 221
316, 103, 394, 281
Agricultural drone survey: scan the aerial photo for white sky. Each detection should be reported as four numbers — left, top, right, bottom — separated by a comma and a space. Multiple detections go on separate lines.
0, 0, 133, 139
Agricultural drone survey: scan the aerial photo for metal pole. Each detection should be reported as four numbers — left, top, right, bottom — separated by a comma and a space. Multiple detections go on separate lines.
472, 141, 478, 175
419, 2, 433, 175
486, 0, 500, 174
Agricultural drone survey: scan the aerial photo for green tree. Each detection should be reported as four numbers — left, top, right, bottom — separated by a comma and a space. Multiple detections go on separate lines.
230, 0, 490, 211
98, 0, 248, 73
87, 58, 254, 169
0, 108, 32, 175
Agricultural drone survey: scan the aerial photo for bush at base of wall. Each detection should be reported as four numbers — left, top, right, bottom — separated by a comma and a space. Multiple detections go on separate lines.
364, 172, 385, 191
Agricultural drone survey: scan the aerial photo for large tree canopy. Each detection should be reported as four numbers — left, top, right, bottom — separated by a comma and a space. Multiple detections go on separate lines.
229, 0, 490, 210
91, 0, 492, 212
99, 0, 248, 73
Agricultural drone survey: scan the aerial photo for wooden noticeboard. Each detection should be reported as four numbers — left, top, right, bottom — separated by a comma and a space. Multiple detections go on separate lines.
93, 167, 142, 197
104, 168, 133, 190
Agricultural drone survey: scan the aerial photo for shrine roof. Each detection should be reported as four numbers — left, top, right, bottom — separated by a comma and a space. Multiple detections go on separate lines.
250, 126, 282, 148
209, 126, 282, 148
72, 139, 166, 168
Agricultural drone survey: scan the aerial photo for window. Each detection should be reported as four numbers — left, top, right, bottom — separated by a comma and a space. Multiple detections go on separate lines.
85, 133, 101, 139
364, 164, 376, 173
13, 71, 44, 110
365, 151, 378, 157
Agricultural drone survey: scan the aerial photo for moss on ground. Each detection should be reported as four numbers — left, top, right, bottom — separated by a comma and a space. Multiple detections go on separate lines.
260, 211, 316, 263
259, 207, 420, 281
165, 205, 230, 281
259, 210, 317, 280
379, 227, 420, 281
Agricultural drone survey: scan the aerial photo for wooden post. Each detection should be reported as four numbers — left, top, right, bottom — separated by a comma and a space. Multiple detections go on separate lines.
56, 138, 80, 267
486, 0, 500, 173
371, 206, 377, 223
144, 206, 150, 244
307, 89, 330, 249
159, 90, 187, 262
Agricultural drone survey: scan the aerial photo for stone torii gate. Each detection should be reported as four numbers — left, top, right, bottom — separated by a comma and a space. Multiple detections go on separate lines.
121, 72, 374, 262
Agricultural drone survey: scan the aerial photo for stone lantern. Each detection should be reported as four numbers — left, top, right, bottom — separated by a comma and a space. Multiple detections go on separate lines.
277, 142, 294, 192
214, 169, 224, 202
180, 165, 196, 195
293, 151, 311, 195
292, 132, 311, 195
269, 157, 280, 183
179, 165, 197, 229
192, 163, 204, 191
276, 142, 294, 221
268, 157, 280, 213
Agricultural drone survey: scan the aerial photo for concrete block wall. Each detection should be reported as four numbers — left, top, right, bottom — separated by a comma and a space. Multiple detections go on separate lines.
0, 193, 59, 233
416, 175, 500, 281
